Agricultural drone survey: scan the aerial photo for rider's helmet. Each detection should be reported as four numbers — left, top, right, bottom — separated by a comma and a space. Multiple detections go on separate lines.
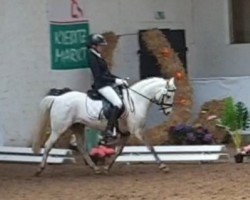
89, 34, 107, 46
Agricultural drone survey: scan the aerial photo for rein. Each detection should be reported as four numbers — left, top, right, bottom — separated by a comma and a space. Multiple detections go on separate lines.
127, 88, 175, 109
128, 87, 157, 104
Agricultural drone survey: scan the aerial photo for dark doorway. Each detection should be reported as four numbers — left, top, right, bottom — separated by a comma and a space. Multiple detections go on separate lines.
138, 29, 187, 79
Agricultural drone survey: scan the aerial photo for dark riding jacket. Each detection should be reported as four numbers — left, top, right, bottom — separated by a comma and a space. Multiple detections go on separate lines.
88, 48, 118, 90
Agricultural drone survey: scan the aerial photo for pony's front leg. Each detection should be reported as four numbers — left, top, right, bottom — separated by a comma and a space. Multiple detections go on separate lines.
103, 132, 130, 173
73, 126, 101, 174
138, 131, 169, 173
145, 141, 170, 173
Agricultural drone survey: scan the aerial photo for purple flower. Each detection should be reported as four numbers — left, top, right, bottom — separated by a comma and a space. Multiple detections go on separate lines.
203, 133, 214, 143
169, 124, 215, 145
174, 124, 186, 131
187, 132, 196, 142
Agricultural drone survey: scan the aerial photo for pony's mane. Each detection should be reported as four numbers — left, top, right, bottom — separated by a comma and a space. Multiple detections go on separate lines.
131, 77, 166, 89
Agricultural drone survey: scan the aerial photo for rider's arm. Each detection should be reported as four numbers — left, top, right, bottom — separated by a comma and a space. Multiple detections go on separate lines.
89, 53, 117, 82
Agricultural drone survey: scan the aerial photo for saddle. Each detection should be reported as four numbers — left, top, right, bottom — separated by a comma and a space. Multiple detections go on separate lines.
47, 87, 72, 96
87, 85, 125, 120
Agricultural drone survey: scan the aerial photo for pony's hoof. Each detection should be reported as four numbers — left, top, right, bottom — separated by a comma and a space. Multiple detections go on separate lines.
34, 169, 43, 177
162, 167, 170, 173
159, 163, 170, 173
94, 167, 101, 174
103, 166, 110, 174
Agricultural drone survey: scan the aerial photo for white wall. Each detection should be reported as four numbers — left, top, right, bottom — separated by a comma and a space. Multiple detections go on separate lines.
0, 0, 92, 146
190, 0, 250, 122
191, 76, 250, 114
191, 0, 250, 78
83, 0, 194, 82
2, 0, 245, 146
82, 0, 194, 129
86, 0, 250, 127
0, 0, 194, 146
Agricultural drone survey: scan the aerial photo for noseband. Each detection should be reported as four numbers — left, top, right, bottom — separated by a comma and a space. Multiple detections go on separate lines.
156, 89, 175, 113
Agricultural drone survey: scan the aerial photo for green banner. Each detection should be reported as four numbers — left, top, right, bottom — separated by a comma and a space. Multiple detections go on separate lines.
50, 21, 89, 70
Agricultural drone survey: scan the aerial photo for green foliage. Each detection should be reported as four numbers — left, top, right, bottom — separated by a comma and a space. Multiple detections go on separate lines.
221, 97, 250, 131
235, 102, 250, 130
221, 97, 237, 131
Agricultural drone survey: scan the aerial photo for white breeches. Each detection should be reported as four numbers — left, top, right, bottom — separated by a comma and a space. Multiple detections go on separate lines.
98, 86, 123, 108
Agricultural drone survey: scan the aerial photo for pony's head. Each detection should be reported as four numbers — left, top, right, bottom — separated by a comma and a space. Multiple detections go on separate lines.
154, 77, 176, 115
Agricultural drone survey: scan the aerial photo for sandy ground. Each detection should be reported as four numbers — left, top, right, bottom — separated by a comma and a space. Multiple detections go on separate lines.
0, 153, 250, 200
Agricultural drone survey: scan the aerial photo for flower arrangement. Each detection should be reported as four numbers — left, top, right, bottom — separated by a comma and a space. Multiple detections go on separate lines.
169, 124, 215, 145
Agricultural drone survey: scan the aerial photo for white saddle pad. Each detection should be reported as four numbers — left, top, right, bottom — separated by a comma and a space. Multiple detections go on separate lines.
85, 96, 127, 121
86, 96, 104, 120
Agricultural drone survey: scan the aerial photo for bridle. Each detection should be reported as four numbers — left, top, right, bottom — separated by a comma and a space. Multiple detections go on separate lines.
156, 89, 175, 112
127, 87, 176, 114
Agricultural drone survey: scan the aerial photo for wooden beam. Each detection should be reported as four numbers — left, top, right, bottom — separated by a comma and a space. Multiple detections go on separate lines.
116, 153, 229, 163
0, 154, 75, 164
0, 146, 73, 156
122, 145, 226, 153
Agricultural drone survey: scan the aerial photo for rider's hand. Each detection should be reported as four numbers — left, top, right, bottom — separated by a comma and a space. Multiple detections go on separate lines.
115, 78, 128, 86
122, 79, 129, 87
115, 78, 124, 85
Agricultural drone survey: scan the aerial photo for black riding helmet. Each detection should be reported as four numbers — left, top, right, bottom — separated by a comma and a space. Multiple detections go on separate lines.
88, 34, 107, 46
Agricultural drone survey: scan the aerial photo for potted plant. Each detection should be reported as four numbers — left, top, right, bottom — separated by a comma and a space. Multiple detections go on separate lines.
217, 97, 250, 162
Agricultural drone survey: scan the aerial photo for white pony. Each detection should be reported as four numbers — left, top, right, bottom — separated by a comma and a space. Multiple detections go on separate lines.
32, 77, 176, 175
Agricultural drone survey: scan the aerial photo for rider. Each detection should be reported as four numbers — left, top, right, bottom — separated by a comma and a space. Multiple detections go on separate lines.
88, 33, 128, 144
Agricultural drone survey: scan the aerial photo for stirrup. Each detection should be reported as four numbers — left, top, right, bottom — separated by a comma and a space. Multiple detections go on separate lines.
99, 139, 117, 146
100, 131, 117, 146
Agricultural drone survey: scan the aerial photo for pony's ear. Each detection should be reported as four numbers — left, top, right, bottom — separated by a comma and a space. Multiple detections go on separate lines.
167, 77, 175, 87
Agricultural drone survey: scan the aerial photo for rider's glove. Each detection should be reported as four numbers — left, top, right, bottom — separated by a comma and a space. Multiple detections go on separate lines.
122, 79, 129, 87
115, 78, 128, 86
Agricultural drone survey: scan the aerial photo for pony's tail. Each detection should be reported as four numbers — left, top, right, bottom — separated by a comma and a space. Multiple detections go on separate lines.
32, 96, 55, 154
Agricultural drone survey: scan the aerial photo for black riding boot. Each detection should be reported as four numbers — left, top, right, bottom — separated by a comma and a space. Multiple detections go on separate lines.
101, 106, 120, 145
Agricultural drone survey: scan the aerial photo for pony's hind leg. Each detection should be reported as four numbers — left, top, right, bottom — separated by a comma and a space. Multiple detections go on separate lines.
35, 130, 60, 176
71, 124, 101, 174
103, 132, 130, 173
